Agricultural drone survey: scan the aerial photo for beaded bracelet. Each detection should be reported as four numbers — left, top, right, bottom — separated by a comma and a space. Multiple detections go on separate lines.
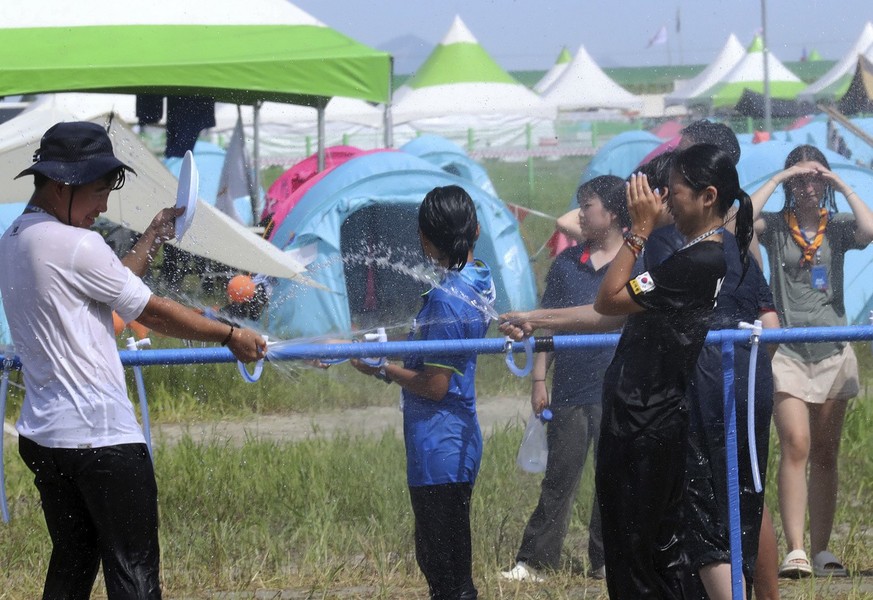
221, 325, 235, 346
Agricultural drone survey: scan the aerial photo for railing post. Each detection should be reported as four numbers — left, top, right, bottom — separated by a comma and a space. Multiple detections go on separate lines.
721, 338, 744, 600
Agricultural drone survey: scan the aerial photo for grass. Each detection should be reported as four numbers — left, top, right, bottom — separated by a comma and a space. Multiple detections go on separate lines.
2, 374, 872, 598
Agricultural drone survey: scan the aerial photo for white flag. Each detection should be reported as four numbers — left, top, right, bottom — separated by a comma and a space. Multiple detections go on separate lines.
647, 25, 668, 48
215, 114, 255, 224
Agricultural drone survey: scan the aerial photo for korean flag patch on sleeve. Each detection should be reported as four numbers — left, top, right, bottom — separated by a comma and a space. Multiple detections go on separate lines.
629, 271, 656, 296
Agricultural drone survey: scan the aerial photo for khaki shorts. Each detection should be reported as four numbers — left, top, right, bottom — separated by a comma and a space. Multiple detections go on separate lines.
771, 344, 860, 404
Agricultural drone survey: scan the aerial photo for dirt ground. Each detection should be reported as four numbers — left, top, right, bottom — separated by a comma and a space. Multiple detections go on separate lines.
151, 394, 530, 447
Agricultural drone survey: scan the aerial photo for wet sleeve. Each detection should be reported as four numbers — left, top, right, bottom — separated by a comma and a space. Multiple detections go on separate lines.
69, 232, 152, 323
420, 297, 467, 376
758, 212, 779, 250
627, 246, 723, 313
829, 213, 864, 252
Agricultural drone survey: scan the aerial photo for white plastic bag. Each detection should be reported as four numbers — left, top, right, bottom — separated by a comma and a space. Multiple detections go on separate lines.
516, 409, 552, 473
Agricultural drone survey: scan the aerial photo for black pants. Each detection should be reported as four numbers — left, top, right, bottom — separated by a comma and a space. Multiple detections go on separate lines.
596, 421, 687, 600
516, 403, 604, 571
19, 436, 162, 600
408, 483, 477, 600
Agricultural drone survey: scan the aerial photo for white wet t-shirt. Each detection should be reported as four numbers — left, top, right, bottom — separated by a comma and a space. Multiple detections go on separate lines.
0, 212, 152, 448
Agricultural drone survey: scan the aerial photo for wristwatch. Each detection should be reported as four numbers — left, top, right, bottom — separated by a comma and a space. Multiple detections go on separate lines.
374, 363, 392, 384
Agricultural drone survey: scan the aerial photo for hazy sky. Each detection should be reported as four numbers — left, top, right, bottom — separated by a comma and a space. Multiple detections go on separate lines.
293, 1, 872, 72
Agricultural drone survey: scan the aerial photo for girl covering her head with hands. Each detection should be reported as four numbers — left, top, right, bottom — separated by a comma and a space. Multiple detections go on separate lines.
751, 144, 873, 578
592, 143, 754, 599
350, 185, 494, 600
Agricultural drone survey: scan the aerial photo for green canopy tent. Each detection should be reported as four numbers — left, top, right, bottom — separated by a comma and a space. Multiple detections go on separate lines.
0, 0, 390, 105
701, 36, 805, 109
0, 0, 392, 172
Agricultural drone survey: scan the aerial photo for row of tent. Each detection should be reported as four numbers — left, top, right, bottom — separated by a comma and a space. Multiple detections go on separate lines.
210, 15, 644, 156
10, 11, 873, 164
2, 14, 646, 159
235, 135, 536, 338
0, 100, 538, 342
666, 23, 873, 112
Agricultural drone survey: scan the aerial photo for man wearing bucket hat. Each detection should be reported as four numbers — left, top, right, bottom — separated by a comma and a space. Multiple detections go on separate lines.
0, 121, 267, 599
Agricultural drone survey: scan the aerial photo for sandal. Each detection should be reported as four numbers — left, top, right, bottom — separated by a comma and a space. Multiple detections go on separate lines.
812, 550, 849, 577
779, 549, 812, 579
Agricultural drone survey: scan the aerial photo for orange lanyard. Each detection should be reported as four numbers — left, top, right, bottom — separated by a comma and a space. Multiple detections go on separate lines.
785, 209, 828, 266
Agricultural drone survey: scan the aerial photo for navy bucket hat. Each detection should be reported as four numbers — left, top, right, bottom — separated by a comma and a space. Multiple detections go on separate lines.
15, 121, 135, 185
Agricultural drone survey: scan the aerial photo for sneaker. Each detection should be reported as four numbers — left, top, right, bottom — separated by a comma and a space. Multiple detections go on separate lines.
588, 565, 606, 580
500, 561, 545, 582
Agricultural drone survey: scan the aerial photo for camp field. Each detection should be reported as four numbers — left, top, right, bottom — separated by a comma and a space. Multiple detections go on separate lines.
2, 157, 873, 599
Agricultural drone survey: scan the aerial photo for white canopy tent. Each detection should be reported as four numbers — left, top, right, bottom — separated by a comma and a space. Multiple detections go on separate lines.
698, 36, 805, 108
25, 93, 141, 123
664, 34, 746, 107
533, 47, 572, 94
541, 45, 643, 112
0, 107, 309, 281
211, 98, 385, 162
798, 22, 873, 104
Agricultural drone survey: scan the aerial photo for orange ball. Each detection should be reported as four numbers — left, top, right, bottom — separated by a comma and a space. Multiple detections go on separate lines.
227, 274, 256, 303
129, 320, 150, 340
112, 311, 125, 335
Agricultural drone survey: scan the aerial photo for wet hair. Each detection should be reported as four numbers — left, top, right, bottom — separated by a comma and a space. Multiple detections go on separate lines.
576, 175, 629, 229
638, 150, 675, 192
418, 185, 479, 271
781, 144, 838, 214
681, 120, 741, 166
673, 143, 754, 276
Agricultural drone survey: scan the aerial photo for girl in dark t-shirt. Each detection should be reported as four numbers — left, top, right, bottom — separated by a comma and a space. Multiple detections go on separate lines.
592, 144, 755, 600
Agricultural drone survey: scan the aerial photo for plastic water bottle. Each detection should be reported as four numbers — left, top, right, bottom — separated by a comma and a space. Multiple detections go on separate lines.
516, 409, 553, 473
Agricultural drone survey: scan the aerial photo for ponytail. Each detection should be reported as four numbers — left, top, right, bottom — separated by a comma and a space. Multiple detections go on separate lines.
734, 188, 754, 280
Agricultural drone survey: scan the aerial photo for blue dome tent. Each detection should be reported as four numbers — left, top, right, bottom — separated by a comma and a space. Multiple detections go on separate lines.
401, 135, 498, 196
737, 140, 873, 324
580, 130, 663, 184
0, 202, 25, 347
561, 130, 663, 211
265, 151, 536, 337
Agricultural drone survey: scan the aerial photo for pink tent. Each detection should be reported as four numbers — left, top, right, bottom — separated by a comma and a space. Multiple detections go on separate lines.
650, 120, 684, 140
265, 146, 393, 241
638, 134, 682, 168
264, 146, 363, 227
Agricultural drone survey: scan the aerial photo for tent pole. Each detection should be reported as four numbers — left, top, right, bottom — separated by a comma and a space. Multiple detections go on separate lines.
317, 101, 326, 172
760, 0, 772, 133
384, 56, 394, 148
238, 104, 257, 225
253, 101, 261, 224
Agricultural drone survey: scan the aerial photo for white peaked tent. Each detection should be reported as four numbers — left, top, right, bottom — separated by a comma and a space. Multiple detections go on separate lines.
534, 47, 572, 94
799, 22, 873, 104
392, 16, 553, 123
25, 93, 141, 123
541, 45, 643, 112
665, 34, 746, 107
0, 107, 309, 281
702, 36, 805, 108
